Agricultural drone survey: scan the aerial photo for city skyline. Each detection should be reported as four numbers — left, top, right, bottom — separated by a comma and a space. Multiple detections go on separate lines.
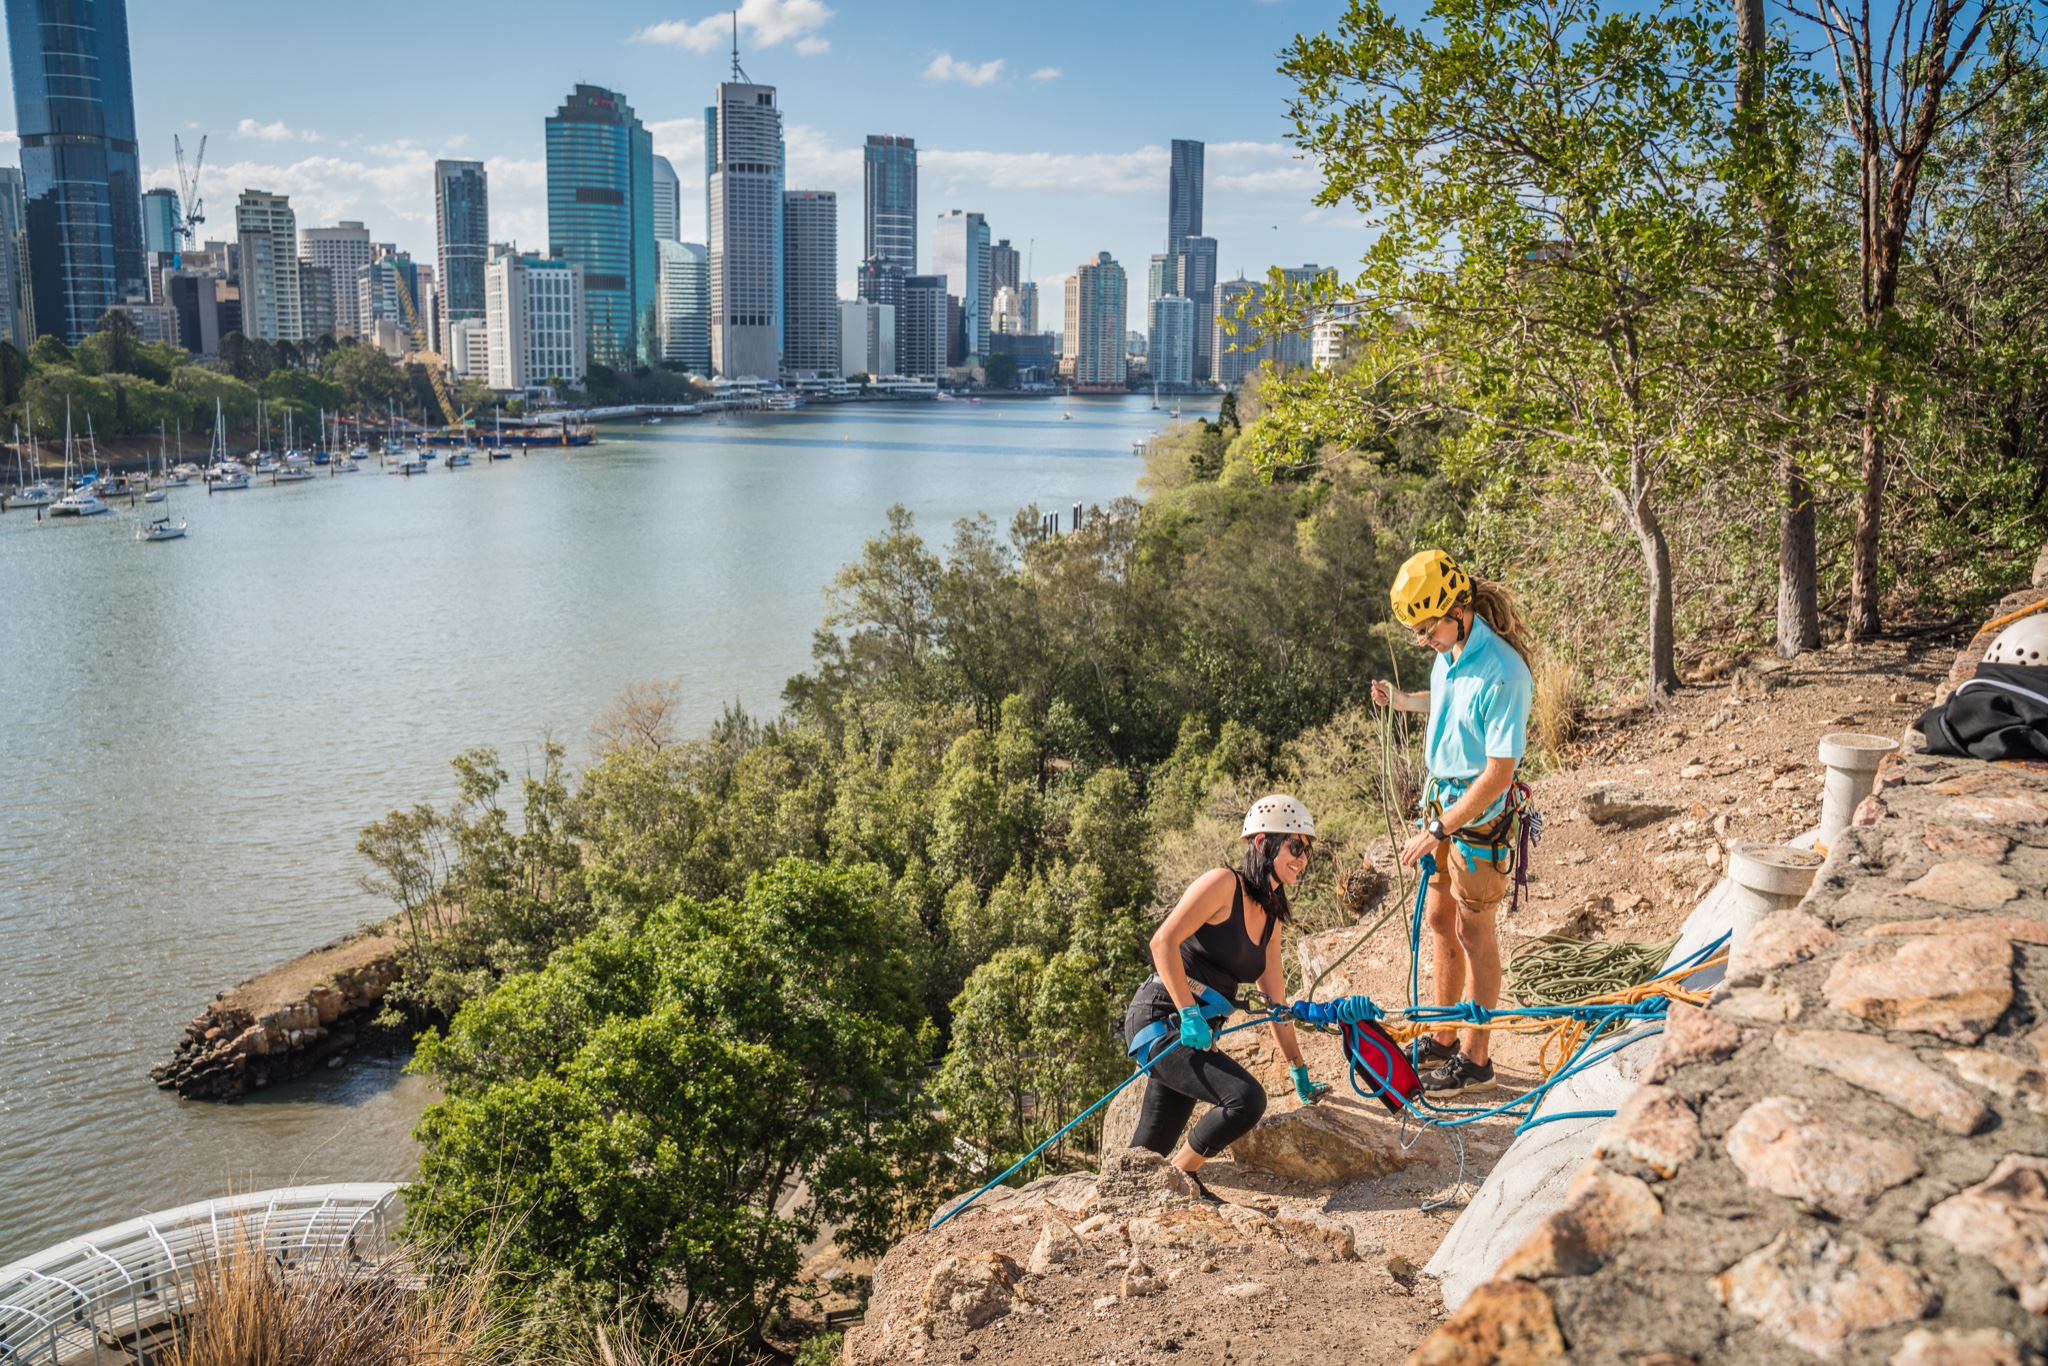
13, 0, 1358, 334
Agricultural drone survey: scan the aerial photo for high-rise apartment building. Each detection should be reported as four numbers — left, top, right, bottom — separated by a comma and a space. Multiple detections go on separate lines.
1149, 295, 1194, 386
0, 168, 30, 347
839, 299, 894, 380
236, 190, 302, 341
932, 209, 990, 362
546, 84, 655, 369
297, 263, 334, 340
1148, 254, 1174, 309
8, 0, 144, 342
991, 238, 1019, 295
299, 222, 373, 337
707, 80, 784, 378
656, 238, 710, 373
782, 189, 837, 378
651, 154, 682, 242
857, 256, 906, 375
1016, 281, 1038, 335
1063, 252, 1126, 388
862, 135, 916, 271
1168, 139, 1204, 254
1175, 236, 1218, 380
1214, 276, 1266, 385
899, 274, 948, 380
358, 244, 428, 354
485, 247, 586, 391
447, 317, 487, 379
434, 160, 489, 332
142, 188, 180, 256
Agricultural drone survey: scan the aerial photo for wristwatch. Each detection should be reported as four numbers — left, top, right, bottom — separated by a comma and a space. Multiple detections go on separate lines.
1426, 817, 1447, 840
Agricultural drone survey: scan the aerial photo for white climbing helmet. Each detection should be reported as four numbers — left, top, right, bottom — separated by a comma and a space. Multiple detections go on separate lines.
1984, 613, 2048, 667
1242, 794, 1316, 839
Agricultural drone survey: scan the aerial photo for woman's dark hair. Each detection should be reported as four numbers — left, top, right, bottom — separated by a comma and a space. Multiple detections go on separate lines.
1238, 834, 1295, 927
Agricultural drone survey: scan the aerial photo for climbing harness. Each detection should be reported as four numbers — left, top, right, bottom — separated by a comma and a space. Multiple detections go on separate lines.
929, 856, 1728, 1230
1123, 982, 1236, 1063
1423, 775, 1545, 917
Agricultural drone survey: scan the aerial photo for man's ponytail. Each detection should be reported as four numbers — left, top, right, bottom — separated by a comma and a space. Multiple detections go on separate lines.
1462, 578, 1534, 669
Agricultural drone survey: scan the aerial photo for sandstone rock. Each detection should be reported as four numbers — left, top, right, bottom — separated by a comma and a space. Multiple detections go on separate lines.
1891, 1328, 2029, 1366
1726, 910, 1838, 987
1119, 1260, 1161, 1298
1854, 792, 1888, 826
1582, 783, 1681, 829
1096, 1148, 1193, 1207
1003, 1171, 1098, 1218
1823, 934, 2014, 1043
1096, 1085, 1145, 1168
1724, 1096, 1920, 1218
1898, 861, 2022, 911
1714, 1228, 1934, 1358
1715, 987, 1804, 1024
1124, 1208, 1239, 1253
1593, 1086, 1703, 1177
1644, 1003, 1741, 1083
1228, 1102, 1403, 1185
1405, 1278, 1567, 1366
1923, 1154, 2048, 1314
1496, 1161, 1661, 1279
1774, 1027, 1992, 1136
1221, 1281, 1271, 1299
1922, 825, 2013, 862
1091, 1293, 1118, 1312
1273, 1206, 1359, 1261
917, 1253, 1020, 1340
1936, 794, 2048, 828
1026, 1219, 1086, 1275
1944, 1049, 2048, 1114
1865, 916, 2048, 947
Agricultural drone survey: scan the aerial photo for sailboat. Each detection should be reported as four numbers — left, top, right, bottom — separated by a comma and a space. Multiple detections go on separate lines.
50, 401, 109, 516
136, 515, 186, 541
207, 398, 249, 490
13, 416, 54, 505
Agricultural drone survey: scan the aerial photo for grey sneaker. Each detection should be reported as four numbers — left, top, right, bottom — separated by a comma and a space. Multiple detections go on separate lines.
1413, 1035, 1461, 1069
1421, 1054, 1497, 1097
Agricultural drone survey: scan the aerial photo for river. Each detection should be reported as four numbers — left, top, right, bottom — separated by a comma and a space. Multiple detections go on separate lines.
0, 394, 1201, 1262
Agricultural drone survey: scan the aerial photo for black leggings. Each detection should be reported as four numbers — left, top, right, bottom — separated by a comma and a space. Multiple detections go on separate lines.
1123, 984, 1268, 1159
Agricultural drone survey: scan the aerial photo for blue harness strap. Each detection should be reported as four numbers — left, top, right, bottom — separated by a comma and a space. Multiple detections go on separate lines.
1125, 982, 1236, 1061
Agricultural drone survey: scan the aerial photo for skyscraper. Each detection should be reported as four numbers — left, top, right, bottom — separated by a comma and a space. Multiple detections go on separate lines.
299, 222, 373, 337
0, 168, 29, 347
932, 209, 990, 363
899, 274, 948, 380
706, 79, 784, 378
486, 246, 587, 391
1063, 252, 1126, 388
8, 0, 145, 341
656, 239, 709, 373
839, 299, 893, 380
651, 154, 682, 242
434, 160, 489, 332
1176, 236, 1217, 380
546, 84, 655, 369
236, 190, 302, 342
142, 188, 180, 256
863, 135, 916, 271
857, 256, 906, 375
991, 238, 1019, 295
782, 190, 837, 378
1149, 294, 1194, 386
1214, 276, 1265, 386
1168, 140, 1204, 253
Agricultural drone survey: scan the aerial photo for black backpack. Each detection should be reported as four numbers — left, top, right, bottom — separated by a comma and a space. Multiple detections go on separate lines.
1917, 662, 2048, 761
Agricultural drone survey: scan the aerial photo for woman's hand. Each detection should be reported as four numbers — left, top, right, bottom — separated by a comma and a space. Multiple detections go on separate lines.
1400, 828, 1439, 868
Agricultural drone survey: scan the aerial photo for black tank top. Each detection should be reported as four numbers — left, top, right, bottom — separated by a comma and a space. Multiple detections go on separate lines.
1180, 871, 1275, 999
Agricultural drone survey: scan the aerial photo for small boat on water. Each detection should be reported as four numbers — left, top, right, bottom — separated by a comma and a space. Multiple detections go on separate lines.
253, 456, 280, 474
144, 488, 167, 503
447, 451, 472, 468
13, 481, 55, 506
333, 453, 359, 472
136, 516, 186, 541
389, 458, 429, 475
488, 448, 512, 460
50, 486, 111, 517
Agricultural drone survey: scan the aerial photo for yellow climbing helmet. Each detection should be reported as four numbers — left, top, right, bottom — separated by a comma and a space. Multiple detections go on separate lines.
1390, 549, 1471, 626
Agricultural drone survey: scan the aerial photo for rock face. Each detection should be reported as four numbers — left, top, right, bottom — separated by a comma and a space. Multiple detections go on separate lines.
150, 932, 403, 1099
1227, 1101, 1408, 1185
1922, 1154, 2048, 1313
1405, 1278, 1566, 1365
1712, 1228, 1935, 1357
1580, 782, 1681, 829
1724, 1095, 1920, 1219
1774, 1026, 1992, 1135
1822, 933, 2013, 1043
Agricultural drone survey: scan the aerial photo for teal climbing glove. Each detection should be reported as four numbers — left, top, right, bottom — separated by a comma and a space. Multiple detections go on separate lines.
1177, 1005, 1213, 1051
1291, 1064, 1329, 1105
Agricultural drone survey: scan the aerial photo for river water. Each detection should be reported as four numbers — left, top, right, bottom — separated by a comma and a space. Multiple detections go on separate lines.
0, 395, 1197, 1262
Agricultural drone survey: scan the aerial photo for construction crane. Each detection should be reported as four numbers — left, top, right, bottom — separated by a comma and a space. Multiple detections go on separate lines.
173, 134, 207, 244
389, 263, 465, 432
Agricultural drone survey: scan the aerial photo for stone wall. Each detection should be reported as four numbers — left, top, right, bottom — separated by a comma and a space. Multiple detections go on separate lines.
1409, 611, 2048, 1365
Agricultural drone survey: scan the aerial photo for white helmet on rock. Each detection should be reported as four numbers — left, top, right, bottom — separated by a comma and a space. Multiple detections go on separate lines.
1242, 794, 1316, 839
1984, 613, 2048, 667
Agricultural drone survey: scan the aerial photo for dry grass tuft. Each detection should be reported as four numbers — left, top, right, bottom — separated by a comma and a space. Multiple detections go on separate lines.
1531, 653, 1585, 759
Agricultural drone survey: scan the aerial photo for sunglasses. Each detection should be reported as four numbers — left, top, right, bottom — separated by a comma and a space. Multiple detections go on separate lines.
1272, 836, 1313, 859
1409, 618, 1443, 643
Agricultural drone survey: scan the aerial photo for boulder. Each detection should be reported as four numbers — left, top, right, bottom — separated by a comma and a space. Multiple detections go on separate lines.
1095, 1148, 1193, 1207
1228, 1103, 1405, 1186
1823, 934, 2014, 1044
1712, 1228, 1935, 1358
1922, 1153, 2048, 1313
1404, 1278, 1568, 1366
1495, 1161, 1661, 1280
1724, 1096, 1920, 1219
916, 1253, 1021, 1340
1775, 1027, 1992, 1136
1025, 1219, 1086, 1275
1581, 783, 1680, 829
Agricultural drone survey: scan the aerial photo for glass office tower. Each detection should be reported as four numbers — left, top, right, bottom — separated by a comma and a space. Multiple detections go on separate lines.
545, 85, 654, 369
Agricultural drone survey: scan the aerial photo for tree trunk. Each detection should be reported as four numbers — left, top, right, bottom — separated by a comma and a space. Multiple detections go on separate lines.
1777, 453, 1822, 655
1617, 461, 1680, 702
1848, 386, 1886, 639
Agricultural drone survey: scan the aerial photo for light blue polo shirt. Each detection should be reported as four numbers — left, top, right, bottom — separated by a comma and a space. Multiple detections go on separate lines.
1426, 614, 1534, 822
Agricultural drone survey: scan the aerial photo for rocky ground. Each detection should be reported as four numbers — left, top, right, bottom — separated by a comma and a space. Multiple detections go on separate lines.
820, 625, 1986, 1365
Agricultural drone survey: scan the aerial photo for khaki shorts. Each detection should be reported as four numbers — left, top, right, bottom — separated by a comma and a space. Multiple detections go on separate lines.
1426, 808, 1513, 916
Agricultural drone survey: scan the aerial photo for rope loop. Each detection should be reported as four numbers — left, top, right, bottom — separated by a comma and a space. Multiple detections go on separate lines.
1289, 995, 1384, 1027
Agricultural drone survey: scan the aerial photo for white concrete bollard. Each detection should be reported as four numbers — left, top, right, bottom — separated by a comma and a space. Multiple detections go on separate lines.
1726, 843, 1825, 947
1815, 732, 1900, 853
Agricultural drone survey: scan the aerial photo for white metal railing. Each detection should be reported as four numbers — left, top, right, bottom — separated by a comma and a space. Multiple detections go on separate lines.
0, 1184, 404, 1365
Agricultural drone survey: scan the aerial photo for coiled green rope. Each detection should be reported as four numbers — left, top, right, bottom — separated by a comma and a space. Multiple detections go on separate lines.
1508, 933, 1682, 1008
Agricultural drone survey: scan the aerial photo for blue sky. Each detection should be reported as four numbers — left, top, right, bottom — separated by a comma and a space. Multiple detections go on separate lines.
5, 0, 1368, 331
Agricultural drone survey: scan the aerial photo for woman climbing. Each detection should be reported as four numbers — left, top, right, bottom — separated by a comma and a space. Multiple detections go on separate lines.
1371, 549, 1535, 1097
1120, 795, 1328, 1197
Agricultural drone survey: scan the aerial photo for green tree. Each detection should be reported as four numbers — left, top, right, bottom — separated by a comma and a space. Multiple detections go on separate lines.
28, 335, 72, 370
171, 367, 260, 428
83, 308, 140, 376
406, 859, 941, 1340
984, 352, 1019, 389
23, 368, 119, 438
260, 368, 348, 426
0, 340, 27, 407
325, 342, 406, 413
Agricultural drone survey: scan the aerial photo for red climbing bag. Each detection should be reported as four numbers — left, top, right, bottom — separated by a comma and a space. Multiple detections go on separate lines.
1342, 1018, 1422, 1113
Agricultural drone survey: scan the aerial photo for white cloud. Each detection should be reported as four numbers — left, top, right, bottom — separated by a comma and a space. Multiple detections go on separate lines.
236, 118, 311, 143
924, 53, 1005, 87
634, 0, 834, 54
922, 146, 1162, 196
1207, 140, 1319, 197
1029, 67, 1062, 83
